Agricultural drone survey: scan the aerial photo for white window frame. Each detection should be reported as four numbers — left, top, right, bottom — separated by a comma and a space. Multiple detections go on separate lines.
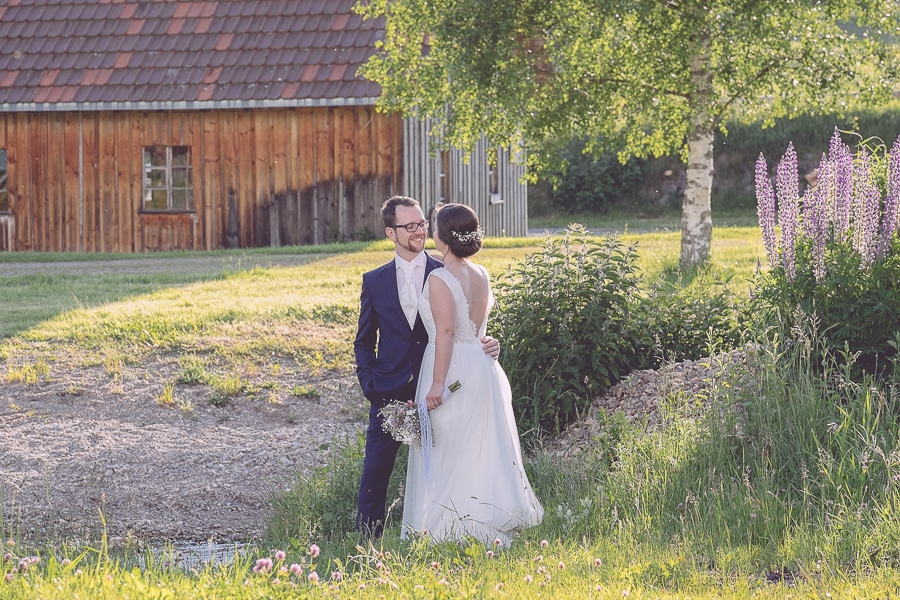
142, 146, 194, 212
487, 147, 503, 205
0, 149, 8, 213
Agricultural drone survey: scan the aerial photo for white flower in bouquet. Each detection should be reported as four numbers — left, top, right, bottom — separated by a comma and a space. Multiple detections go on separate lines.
380, 400, 422, 447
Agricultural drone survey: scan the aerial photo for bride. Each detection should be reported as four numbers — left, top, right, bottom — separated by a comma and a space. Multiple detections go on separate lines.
401, 203, 543, 545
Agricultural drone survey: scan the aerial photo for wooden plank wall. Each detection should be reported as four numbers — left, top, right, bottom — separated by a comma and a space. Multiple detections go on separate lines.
0, 107, 402, 252
403, 117, 528, 237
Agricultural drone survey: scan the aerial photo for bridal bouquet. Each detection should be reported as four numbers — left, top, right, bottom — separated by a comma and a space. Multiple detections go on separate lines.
380, 381, 461, 448
380, 400, 422, 447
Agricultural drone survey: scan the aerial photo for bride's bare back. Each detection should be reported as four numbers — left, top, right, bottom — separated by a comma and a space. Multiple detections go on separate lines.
442, 260, 490, 333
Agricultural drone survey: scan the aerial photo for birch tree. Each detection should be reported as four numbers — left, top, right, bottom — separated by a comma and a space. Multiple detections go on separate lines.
357, 0, 898, 268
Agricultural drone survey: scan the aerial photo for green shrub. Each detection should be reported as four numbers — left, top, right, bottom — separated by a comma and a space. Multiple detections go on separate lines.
643, 272, 748, 362
531, 103, 900, 218
491, 225, 653, 438
538, 137, 645, 214
754, 240, 900, 376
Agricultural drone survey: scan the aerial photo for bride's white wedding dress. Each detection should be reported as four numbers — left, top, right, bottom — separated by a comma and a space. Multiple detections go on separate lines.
401, 266, 543, 544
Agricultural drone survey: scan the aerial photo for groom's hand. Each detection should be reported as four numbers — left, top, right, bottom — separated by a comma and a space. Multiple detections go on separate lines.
481, 336, 500, 361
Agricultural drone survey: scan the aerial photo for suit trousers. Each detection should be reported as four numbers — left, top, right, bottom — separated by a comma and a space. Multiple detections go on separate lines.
356, 402, 405, 537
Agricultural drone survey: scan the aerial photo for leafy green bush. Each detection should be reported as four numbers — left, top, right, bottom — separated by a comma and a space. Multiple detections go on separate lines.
643, 273, 748, 362
491, 225, 653, 438
531, 103, 900, 218
754, 240, 900, 375
539, 137, 645, 214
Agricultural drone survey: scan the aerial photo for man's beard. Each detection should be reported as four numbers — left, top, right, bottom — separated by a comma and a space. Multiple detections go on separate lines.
400, 236, 425, 253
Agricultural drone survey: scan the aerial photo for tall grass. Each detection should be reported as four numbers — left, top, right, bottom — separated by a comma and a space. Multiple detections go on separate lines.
251, 326, 900, 596
11, 537, 900, 599
255, 312, 900, 597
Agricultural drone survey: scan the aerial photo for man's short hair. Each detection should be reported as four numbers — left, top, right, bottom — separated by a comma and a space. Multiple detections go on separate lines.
381, 196, 421, 229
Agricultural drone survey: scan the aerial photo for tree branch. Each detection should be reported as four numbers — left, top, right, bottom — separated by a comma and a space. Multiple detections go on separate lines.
711, 58, 787, 123
654, 0, 683, 12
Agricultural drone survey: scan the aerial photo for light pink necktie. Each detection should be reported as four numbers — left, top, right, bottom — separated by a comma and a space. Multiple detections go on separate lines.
399, 262, 418, 328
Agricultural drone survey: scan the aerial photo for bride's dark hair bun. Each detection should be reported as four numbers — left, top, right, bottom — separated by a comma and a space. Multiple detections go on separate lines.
434, 203, 482, 258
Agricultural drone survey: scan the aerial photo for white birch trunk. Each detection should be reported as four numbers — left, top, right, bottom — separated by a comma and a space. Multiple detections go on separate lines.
681, 127, 714, 269
681, 37, 714, 270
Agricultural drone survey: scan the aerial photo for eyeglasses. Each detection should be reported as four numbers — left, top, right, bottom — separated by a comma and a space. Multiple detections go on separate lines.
391, 221, 429, 233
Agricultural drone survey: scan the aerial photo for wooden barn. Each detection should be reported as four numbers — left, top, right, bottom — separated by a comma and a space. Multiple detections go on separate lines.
0, 0, 527, 253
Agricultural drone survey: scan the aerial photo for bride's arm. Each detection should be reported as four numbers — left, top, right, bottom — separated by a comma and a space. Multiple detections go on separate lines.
426, 276, 455, 411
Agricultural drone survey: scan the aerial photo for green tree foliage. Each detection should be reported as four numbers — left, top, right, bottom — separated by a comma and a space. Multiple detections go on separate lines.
357, 0, 899, 268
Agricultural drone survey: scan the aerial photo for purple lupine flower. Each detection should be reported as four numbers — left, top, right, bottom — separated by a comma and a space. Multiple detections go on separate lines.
830, 128, 853, 243
861, 184, 881, 268
776, 142, 799, 280
803, 156, 829, 283
818, 155, 836, 233
878, 136, 900, 258
851, 149, 881, 268
801, 154, 827, 238
851, 149, 869, 259
890, 135, 900, 213
755, 153, 778, 267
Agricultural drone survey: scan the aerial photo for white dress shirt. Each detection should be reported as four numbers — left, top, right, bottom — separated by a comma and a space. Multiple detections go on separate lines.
395, 252, 427, 328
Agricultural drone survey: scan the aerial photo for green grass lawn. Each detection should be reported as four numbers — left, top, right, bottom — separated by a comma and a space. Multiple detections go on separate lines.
0, 227, 764, 343
9, 225, 900, 598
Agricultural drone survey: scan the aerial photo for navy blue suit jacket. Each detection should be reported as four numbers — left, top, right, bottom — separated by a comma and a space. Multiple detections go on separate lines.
354, 253, 443, 407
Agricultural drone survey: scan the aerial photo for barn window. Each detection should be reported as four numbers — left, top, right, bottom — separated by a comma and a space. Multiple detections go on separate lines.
487, 147, 503, 205
439, 150, 450, 202
0, 149, 8, 213
142, 146, 193, 211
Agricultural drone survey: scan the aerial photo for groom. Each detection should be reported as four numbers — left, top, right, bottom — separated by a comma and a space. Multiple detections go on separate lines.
354, 196, 498, 538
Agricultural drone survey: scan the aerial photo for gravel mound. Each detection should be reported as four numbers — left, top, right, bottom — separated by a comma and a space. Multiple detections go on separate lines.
547, 348, 757, 458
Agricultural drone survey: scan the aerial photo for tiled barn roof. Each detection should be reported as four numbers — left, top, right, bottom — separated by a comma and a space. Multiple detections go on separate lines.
0, 0, 385, 111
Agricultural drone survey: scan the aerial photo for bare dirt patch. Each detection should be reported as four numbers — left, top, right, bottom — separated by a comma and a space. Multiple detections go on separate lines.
0, 349, 366, 544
